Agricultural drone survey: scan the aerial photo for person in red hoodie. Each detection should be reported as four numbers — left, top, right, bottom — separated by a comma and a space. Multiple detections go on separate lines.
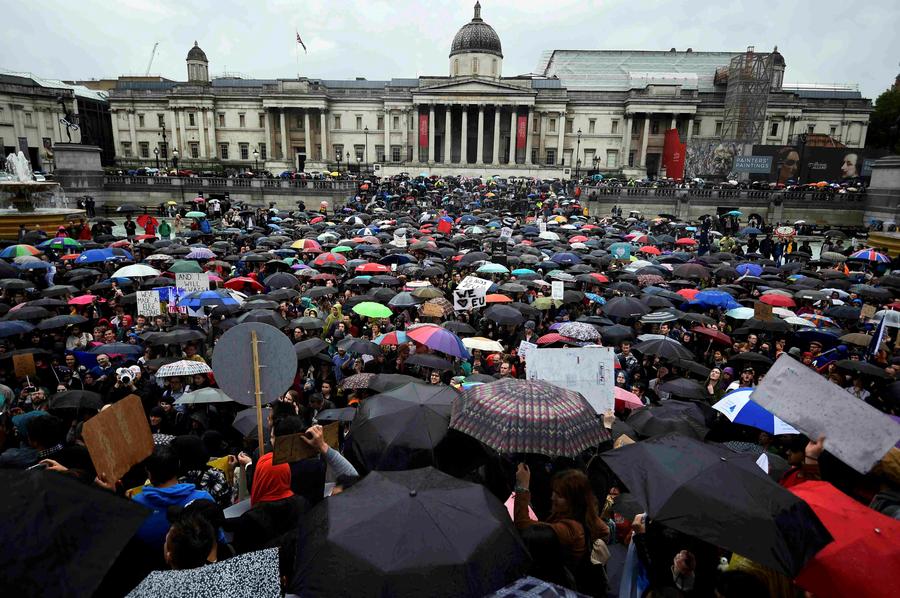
780, 435, 825, 489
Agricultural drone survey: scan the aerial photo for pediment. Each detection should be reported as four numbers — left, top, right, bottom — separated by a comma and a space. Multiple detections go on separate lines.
417, 78, 534, 96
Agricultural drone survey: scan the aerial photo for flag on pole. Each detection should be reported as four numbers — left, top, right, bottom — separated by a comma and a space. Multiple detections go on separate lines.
296, 31, 307, 53
867, 317, 887, 359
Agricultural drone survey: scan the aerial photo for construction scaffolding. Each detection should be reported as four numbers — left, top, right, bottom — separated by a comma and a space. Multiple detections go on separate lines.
720, 47, 773, 144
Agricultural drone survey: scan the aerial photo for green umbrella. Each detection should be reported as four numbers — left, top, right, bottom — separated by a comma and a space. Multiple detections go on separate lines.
352, 301, 392, 319
332, 245, 353, 253
185, 211, 206, 218
532, 297, 562, 310
169, 260, 204, 273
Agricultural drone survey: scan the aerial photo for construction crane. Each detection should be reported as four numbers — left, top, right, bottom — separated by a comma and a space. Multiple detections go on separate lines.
145, 42, 159, 76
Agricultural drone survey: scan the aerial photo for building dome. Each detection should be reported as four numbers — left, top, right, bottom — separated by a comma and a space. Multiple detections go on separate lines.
450, 2, 502, 58
187, 41, 208, 62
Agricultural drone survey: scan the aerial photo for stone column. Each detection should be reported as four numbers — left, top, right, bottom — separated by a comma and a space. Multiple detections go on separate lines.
384, 108, 391, 162
197, 108, 206, 158
509, 108, 517, 164
787, 117, 796, 145
304, 111, 311, 159
444, 107, 452, 164
428, 104, 436, 163
524, 107, 533, 165
127, 110, 137, 146
263, 110, 272, 161
557, 111, 566, 166
538, 111, 548, 164
110, 110, 122, 158
460, 106, 468, 164
320, 110, 328, 160
670, 114, 677, 131
859, 122, 869, 148
762, 116, 770, 144
781, 117, 790, 145
623, 115, 632, 161
475, 105, 485, 164
168, 110, 178, 156
686, 116, 694, 142
10, 105, 24, 144
639, 113, 651, 167
208, 108, 217, 159
280, 110, 288, 160
492, 107, 501, 165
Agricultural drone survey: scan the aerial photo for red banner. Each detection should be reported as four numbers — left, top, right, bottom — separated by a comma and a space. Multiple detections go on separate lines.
662, 129, 686, 180
516, 115, 527, 149
419, 113, 429, 149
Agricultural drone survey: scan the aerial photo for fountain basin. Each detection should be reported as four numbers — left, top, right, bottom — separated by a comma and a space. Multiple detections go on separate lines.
0, 181, 86, 238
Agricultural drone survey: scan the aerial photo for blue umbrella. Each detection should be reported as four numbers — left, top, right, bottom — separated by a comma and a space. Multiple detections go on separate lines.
17, 261, 52, 271
74, 249, 129, 265
739, 227, 763, 236
178, 289, 240, 308
794, 328, 841, 349
0, 320, 35, 338
736, 263, 763, 277
459, 215, 478, 225
585, 293, 606, 305
690, 290, 741, 310
713, 389, 798, 435
550, 252, 583, 266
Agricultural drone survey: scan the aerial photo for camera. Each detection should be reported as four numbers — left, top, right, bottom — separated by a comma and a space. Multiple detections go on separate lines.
116, 367, 133, 385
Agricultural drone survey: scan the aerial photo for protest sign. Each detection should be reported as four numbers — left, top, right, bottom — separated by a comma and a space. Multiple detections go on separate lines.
551, 281, 565, 301
754, 301, 773, 321
517, 340, 537, 361
454, 276, 492, 311
525, 347, 615, 413
136, 290, 162, 317
421, 302, 445, 318
82, 394, 154, 483
13, 353, 36, 377
273, 422, 339, 465
538, 221, 547, 234
500, 226, 513, 243
392, 230, 407, 248
861, 304, 877, 320
175, 272, 208, 294
753, 354, 900, 473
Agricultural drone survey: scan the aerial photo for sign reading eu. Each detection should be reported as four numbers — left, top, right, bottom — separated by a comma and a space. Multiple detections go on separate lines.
734, 155, 773, 174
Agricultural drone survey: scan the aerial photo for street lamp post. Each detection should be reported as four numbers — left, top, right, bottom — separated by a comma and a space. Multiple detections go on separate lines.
253, 148, 259, 173
172, 148, 179, 172
153, 147, 159, 170
575, 129, 582, 179
336, 150, 342, 173
363, 126, 369, 172
346, 152, 351, 173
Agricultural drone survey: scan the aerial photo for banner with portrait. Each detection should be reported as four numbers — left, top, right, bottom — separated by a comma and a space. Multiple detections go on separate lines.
748, 145, 890, 184
516, 115, 527, 150
418, 113, 429, 149
684, 140, 746, 180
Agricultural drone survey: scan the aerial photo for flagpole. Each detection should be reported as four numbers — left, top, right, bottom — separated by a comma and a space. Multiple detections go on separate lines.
295, 28, 300, 79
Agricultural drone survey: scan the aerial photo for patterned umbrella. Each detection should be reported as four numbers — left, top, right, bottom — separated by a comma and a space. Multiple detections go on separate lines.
450, 379, 609, 457
186, 247, 215, 260
156, 359, 213, 378
557, 321, 600, 342
313, 252, 348, 267
850, 248, 890, 263
406, 323, 470, 358
340, 372, 376, 390
0, 244, 40, 258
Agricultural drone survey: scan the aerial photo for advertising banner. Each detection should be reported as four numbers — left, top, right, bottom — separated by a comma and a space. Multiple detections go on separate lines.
734, 155, 774, 173
516, 115, 527, 150
662, 129, 687, 180
418, 113, 429, 149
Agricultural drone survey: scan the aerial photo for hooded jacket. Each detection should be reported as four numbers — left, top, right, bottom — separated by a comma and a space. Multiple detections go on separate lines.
132, 483, 214, 547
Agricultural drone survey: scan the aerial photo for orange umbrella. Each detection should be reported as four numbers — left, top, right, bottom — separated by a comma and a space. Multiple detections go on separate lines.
485, 294, 513, 303
638, 246, 661, 255
677, 288, 700, 300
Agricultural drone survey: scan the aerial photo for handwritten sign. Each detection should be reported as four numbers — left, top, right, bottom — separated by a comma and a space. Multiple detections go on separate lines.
525, 347, 615, 413
136, 290, 162, 316
551, 281, 565, 301
753, 354, 900, 474
392, 230, 408, 248
421, 302, 445, 318
861, 304, 877, 320
13, 353, 36, 378
517, 340, 537, 361
82, 394, 154, 482
272, 422, 339, 465
754, 301, 773, 321
500, 227, 513, 243
454, 276, 492, 311
175, 272, 208, 294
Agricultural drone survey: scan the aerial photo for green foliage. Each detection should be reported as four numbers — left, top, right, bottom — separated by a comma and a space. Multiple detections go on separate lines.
867, 87, 900, 152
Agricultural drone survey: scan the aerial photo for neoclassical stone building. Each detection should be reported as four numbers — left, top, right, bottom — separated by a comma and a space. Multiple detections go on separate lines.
107, 2, 872, 179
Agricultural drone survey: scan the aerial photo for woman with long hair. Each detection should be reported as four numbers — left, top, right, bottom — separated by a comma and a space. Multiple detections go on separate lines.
703, 367, 724, 403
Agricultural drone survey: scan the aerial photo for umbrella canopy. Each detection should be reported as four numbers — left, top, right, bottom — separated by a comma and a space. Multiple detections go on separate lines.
48, 389, 103, 411
483, 304, 525, 325
557, 321, 600, 342
602, 434, 832, 576
174, 387, 234, 405
352, 301, 392, 319
712, 389, 799, 435
0, 470, 150, 598
450, 378, 609, 457
290, 467, 529, 598
156, 359, 213, 378
791, 481, 900, 598
406, 323, 470, 359
348, 382, 458, 472
462, 336, 505, 353
626, 401, 709, 439
634, 337, 693, 361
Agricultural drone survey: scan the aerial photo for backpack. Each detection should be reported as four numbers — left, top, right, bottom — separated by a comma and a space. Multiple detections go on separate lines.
572, 520, 610, 598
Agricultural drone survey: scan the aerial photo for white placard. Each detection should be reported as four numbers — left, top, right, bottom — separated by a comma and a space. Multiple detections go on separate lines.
538, 221, 547, 234
525, 347, 615, 413
392, 230, 407, 248
458, 276, 493, 293
753, 354, 900, 474
500, 226, 513, 242
454, 287, 487, 312
176, 272, 209, 294
517, 340, 537, 361
136, 290, 162, 317
551, 281, 565, 301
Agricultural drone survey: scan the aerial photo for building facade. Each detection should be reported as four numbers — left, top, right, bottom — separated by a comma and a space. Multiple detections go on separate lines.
106, 2, 873, 179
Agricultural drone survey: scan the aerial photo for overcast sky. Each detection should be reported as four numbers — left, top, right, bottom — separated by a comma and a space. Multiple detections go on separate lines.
2, 0, 897, 99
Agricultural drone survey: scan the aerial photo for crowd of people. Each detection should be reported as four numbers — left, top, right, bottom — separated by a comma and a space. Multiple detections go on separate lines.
1, 172, 898, 597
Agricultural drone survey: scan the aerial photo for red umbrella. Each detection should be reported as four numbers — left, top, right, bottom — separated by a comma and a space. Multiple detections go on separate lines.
313, 252, 348, 267
568, 235, 588, 243
224, 277, 264, 292
760, 294, 796, 308
615, 386, 644, 410
638, 246, 661, 255
136, 214, 159, 229
691, 326, 732, 345
589, 273, 609, 284
356, 263, 390, 274
676, 288, 700, 300
310, 216, 324, 224
536, 333, 579, 346
133, 234, 157, 241
791, 481, 900, 598
109, 240, 132, 248
68, 295, 99, 305
675, 238, 697, 246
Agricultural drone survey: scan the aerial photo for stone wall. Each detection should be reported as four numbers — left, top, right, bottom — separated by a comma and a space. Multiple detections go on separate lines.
864, 155, 900, 225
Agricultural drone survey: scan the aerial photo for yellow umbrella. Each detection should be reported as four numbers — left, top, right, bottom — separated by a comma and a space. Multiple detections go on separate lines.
329, 171, 340, 177
166, 201, 178, 205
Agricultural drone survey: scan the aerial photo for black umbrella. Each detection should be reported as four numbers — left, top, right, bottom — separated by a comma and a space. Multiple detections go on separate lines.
633, 338, 693, 361
2, 306, 51, 321
603, 296, 651, 319
626, 401, 708, 439
729, 352, 774, 368
315, 407, 357, 422
599, 324, 635, 345
483, 305, 524, 325
237, 309, 287, 328
263, 271, 299, 289
442, 321, 477, 335
89, 342, 143, 355
294, 338, 330, 360
602, 434, 832, 576
656, 377, 709, 400
348, 382, 458, 472
339, 338, 383, 357
48, 389, 103, 411
289, 316, 325, 331
35, 314, 89, 331
0, 470, 149, 597
405, 353, 453, 370
369, 373, 423, 392
290, 467, 529, 597
835, 359, 890, 379
143, 329, 206, 346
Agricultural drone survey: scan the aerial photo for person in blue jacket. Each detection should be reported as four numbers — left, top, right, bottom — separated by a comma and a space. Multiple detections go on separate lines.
132, 445, 214, 550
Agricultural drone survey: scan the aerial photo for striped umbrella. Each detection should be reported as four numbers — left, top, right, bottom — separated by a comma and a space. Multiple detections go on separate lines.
0, 244, 40, 258
450, 379, 609, 457
850, 248, 890, 263
374, 331, 409, 345
406, 324, 470, 359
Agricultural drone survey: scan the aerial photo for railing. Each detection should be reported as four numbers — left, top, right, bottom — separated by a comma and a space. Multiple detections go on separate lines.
102, 175, 359, 194
580, 186, 866, 204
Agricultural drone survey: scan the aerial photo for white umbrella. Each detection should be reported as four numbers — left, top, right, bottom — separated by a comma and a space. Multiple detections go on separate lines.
783, 316, 816, 327
873, 310, 900, 328
538, 231, 559, 241
112, 264, 161, 278
175, 387, 233, 405
156, 359, 212, 378
462, 337, 505, 353
772, 307, 796, 318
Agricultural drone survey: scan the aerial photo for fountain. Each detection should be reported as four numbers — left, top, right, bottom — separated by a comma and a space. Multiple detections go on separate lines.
0, 151, 85, 237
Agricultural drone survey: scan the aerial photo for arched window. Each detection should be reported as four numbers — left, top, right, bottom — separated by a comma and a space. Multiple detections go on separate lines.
472, 57, 479, 74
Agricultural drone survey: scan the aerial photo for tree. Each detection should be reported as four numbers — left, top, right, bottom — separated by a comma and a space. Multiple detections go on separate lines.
867, 86, 900, 153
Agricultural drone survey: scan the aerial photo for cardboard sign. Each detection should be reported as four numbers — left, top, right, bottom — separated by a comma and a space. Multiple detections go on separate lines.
176, 272, 208, 294
500, 227, 513, 243
272, 422, 339, 465
454, 288, 487, 312
753, 355, 900, 474
421, 302, 445, 318
538, 221, 547, 234
12, 353, 36, 377
754, 301, 773, 321
82, 394, 154, 483
517, 340, 537, 361
551, 281, 565, 301
861, 304, 877, 320
392, 230, 408, 248
525, 347, 615, 413
136, 290, 162, 317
